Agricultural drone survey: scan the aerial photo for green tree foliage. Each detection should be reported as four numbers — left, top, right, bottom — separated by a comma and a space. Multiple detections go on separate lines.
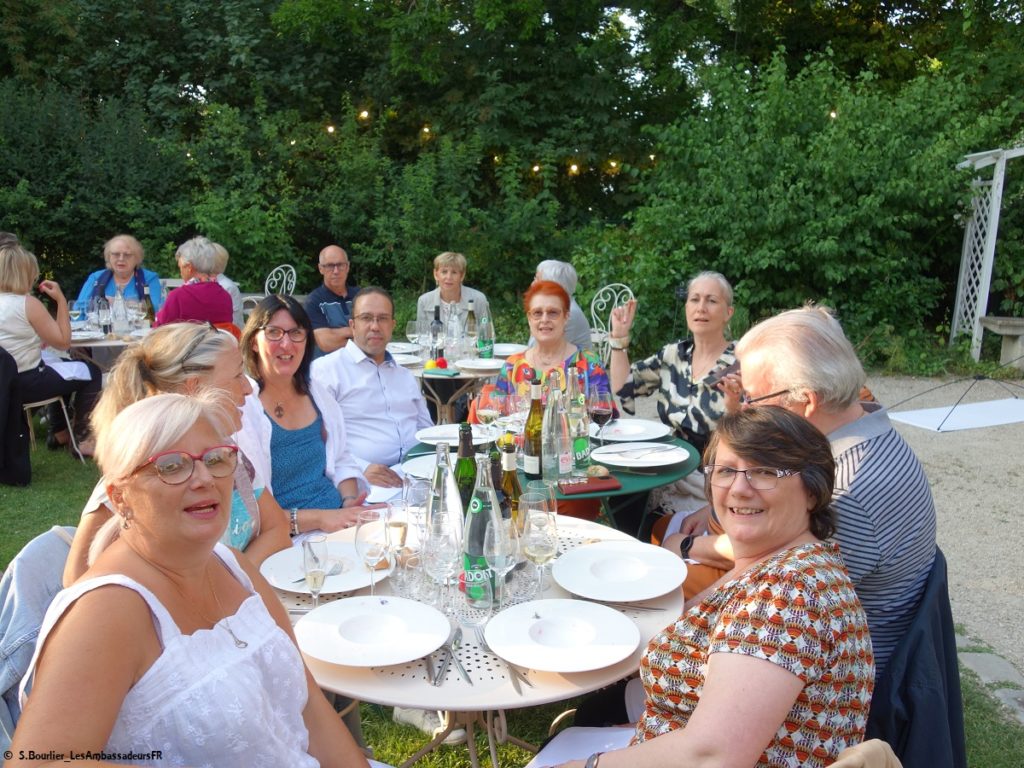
585, 51, 1023, 359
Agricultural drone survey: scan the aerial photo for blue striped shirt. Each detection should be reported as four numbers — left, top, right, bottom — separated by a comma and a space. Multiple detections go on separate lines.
829, 404, 937, 675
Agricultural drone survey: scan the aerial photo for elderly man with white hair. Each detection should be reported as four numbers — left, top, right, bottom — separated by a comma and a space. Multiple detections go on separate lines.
528, 259, 592, 350
672, 305, 936, 677
154, 236, 234, 327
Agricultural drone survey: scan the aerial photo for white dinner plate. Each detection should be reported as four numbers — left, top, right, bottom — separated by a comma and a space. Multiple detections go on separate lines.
260, 541, 391, 595
415, 424, 492, 447
454, 357, 506, 372
391, 353, 422, 367
484, 599, 640, 673
401, 452, 454, 479
296, 596, 450, 667
590, 442, 689, 469
553, 541, 687, 602
493, 343, 527, 358
71, 330, 104, 341
589, 419, 671, 442
387, 342, 422, 354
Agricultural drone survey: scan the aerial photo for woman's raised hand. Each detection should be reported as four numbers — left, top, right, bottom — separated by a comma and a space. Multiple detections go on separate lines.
610, 298, 637, 336
37, 279, 66, 302
719, 371, 744, 414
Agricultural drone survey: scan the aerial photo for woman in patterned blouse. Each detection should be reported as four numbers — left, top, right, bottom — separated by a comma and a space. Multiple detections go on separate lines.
551, 406, 875, 768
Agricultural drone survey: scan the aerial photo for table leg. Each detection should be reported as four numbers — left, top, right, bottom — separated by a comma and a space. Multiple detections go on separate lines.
397, 709, 537, 768
419, 377, 486, 424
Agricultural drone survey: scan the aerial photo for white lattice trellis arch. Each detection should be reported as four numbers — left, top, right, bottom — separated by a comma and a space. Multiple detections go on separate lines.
950, 146, 1024, 359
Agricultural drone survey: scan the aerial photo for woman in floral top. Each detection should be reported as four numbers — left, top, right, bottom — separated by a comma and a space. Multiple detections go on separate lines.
495, 280, 610, 400
548, 407, 874, 768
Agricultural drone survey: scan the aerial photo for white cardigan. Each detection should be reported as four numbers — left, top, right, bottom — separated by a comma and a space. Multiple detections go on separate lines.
235, 376, 368, 498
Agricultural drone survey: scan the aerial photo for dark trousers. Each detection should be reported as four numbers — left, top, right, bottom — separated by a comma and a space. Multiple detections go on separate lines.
15, 360, 102, 436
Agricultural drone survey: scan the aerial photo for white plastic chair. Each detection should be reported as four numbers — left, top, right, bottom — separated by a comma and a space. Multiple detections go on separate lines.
590, 282, 635, 363
264, 264, 297, 296
23, 396, 85, 464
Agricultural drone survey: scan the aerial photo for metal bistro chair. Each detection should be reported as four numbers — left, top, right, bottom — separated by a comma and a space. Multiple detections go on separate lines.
23, 396, 85, 464
590, 282, 635, 364
264, 264, 297, 296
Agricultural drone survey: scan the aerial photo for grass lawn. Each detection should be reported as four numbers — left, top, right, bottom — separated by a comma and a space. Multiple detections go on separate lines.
3, 442, 1024, 766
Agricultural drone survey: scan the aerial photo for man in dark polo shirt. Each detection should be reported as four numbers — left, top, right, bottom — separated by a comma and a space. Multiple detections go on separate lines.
304, 244, 359, 355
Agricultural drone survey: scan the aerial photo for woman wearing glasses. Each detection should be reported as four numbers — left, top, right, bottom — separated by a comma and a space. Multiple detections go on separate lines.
11, 392, 371, 767
546, 406, 874, 768
237, 295, 370, 536
495, 280, 610, 397
62, 323, 292, 585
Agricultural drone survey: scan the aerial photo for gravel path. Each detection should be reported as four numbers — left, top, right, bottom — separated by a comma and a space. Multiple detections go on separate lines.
631, 373, 1024, 673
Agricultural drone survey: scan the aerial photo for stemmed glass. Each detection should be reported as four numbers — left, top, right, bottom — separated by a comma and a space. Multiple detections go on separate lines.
403, 477, 431, 542
405, 320, 420, 345
484, 519, 521, 611
520, 493, 558, 595
525, 479, 558, 518
423, 530, 460, 614
588, 383, 614, 448
69, 307, 82, 325
354, 508, 389, 596
302, 534, 328, 610
474, 388, 506, 443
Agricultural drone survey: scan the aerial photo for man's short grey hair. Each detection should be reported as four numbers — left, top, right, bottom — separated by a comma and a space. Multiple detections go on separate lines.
176, 236, 219, 274
688, 271, 733, 306
736, 305, 865, 410
536, 260, 578, 296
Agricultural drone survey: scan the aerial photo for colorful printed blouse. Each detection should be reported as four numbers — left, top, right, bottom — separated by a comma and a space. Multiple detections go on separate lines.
617, 339, 735, 452
634, 541, 875, 768
495, 349, 610, 399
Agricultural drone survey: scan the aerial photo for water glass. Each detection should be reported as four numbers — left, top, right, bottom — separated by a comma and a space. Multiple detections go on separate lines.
392, 550, 424, 600
455, 574, 493, 630
484, 519, 520, 610
302, 535, 329, 609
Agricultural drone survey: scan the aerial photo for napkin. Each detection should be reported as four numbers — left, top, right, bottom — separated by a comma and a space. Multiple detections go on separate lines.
422, 367, 461, 377
558, 476, 623, 495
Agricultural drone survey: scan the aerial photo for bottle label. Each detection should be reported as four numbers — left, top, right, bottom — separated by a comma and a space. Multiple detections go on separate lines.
523, 455, 540, 474
573, 436, 591, 465
477, 338, 494, 359
558, 450, 573, 475
462, 556, 493, 604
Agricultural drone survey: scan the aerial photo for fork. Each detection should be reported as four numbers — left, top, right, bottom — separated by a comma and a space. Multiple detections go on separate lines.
612, 444, 679, 457
474, 626, 532, 691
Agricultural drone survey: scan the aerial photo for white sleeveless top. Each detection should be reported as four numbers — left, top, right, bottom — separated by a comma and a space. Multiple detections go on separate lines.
22, 544, 318, 767
0, 293, 41, 372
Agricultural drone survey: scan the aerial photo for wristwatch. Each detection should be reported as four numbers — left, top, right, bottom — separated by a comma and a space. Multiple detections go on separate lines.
585, 753, 603, 768
608, 335, 630, 351
678, 534, 694, 559
289, 508, 299, 537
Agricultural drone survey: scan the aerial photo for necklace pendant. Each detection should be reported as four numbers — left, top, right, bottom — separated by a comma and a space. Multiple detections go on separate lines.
274, 403, 285, 419
225, 623, 248, 649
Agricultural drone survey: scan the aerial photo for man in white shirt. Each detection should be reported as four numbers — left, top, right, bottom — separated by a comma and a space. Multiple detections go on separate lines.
311, 286, 433, 488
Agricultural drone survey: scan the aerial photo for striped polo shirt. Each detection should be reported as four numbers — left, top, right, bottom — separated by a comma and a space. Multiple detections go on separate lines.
828, 403, 937, 675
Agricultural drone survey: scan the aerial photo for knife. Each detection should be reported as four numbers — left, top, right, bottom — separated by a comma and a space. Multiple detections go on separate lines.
449, 628, 474, 686
431, 644, 452, 686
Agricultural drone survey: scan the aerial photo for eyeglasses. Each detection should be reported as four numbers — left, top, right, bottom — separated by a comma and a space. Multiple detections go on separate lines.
319, 262, 349, 272
528, 308, 564, 321
261, 325, 308, 342
109, 251, 136, 260
741, 388, 791, 405
353, 313, 393, 325
702, 465, 800, 490
131, 445, 239, 485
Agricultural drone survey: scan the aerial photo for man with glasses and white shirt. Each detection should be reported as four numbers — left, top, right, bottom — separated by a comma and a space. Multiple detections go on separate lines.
311, 287, 432, 489
668, 305, 936, 678
305, 244, 360, 355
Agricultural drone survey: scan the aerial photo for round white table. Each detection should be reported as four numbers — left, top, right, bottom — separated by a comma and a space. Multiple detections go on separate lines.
276, 516, 684, 768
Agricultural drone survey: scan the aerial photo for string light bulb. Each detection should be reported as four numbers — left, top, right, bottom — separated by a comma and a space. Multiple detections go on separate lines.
326, 125, 335, 134
568, 163, 580, 175
358, 109, 370, 121
532, 164, 541, 173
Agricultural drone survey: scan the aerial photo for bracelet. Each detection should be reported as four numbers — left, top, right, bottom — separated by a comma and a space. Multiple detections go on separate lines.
585, 752, 603, 768
289, 508, 299, 537
679, 534, 694, 559
608, 336, 630, 351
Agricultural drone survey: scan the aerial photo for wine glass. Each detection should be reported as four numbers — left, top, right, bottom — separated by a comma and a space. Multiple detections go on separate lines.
484, 519, 520, 611
521, 503, 558, 596
354, 508, 388, 596
525, 479, 558, 518
588, 383, 614, 448
474, 388, 505, 442
405, 320, 420, 345
302, 534, 328, 609
69, 307, 82, 324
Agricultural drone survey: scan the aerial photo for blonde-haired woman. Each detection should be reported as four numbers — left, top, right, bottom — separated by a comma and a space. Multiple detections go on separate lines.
64, 323, 291, 585
0, 240, 101, 456
415, 251, 491, 327
12, 391, 371, 767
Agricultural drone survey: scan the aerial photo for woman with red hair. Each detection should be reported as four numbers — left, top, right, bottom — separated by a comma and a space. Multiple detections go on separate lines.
496, 280, 610, 397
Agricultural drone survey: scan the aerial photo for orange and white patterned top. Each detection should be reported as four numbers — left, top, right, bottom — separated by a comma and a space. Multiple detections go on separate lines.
634, 541, 875, 767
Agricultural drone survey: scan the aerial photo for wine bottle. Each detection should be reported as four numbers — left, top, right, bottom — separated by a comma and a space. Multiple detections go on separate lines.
522, 378, 544, 480
429, 304, 444, 359
463, 456, 501, 606
477, 313, 494, 359
141, 285, 155, 325
454, 422, 477, 512
499, 441, 523, 530
465, 299, 477, 344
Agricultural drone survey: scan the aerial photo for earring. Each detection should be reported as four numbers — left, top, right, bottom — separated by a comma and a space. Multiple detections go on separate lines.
121, 510, 133, 530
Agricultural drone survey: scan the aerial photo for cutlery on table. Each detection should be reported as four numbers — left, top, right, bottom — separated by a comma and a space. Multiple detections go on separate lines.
571, 595, 663, 612
474, 626, 532, 692
609, 444, 679, 458
448, 628, 473, 685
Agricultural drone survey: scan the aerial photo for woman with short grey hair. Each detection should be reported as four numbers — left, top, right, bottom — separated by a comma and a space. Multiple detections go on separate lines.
154, 236, 234, 327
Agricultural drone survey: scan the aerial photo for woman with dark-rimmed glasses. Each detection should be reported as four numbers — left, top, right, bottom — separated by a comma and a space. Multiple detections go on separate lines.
237, 295, 373, 536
